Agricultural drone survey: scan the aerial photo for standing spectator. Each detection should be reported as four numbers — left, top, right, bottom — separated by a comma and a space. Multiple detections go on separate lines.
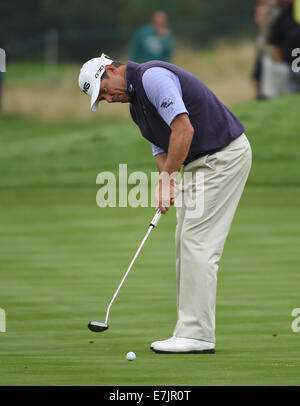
268, 0, 300, 93
129, 10, 175, 63
252, 0, 282, 99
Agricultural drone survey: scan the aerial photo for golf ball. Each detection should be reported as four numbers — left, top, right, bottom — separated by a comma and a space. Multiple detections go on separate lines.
126, 352, 136, 361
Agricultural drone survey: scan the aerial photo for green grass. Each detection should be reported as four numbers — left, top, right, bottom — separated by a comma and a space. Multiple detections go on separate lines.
0, 95, 300, 385
4, 62, 76, 83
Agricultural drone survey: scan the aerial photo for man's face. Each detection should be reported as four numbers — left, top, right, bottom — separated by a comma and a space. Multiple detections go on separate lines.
98, 66, 131, 104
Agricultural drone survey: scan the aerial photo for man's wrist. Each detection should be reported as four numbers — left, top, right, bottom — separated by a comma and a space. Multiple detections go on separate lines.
159, 170, 178, 183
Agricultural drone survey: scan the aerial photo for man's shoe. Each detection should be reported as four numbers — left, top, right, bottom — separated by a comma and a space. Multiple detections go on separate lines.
151, 337, 215, 354
150, 336, 176, 349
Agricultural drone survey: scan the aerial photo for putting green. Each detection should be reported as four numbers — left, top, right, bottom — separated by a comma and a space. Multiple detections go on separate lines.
0, 95, 300, 385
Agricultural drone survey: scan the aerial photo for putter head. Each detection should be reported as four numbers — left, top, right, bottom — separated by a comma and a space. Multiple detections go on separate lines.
88, 321, 109, 332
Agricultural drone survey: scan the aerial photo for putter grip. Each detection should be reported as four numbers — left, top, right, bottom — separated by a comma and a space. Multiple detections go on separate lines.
150, 209, 161, 227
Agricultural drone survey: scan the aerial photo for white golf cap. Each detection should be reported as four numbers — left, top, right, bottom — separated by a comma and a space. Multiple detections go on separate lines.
78, 53, 114, 112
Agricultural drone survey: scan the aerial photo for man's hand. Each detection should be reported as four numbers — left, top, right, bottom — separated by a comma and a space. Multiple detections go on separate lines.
155, 172, 180, 214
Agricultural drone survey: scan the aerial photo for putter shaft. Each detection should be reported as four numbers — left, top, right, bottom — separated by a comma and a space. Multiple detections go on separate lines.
104, 209, 161, 325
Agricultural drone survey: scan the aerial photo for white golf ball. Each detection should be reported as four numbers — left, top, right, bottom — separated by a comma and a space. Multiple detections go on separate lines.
126, 351, 136, 361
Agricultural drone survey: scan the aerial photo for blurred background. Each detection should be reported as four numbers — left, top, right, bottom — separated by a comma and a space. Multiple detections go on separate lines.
1, 0, 300, 386
0, 0, 276, 120
1, 0, 299, 120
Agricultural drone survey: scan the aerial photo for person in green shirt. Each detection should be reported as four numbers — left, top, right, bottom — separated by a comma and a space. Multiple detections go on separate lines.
129, 10, 175, 63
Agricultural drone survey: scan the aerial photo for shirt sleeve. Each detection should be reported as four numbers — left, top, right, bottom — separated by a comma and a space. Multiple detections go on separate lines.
151, 143, 165, 156
142, 67, 188, 127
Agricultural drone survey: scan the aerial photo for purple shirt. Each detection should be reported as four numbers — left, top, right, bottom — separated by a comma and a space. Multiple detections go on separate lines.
142, 67, 188, 156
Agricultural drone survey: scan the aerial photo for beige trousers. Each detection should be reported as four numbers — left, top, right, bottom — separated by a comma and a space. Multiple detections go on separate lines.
261, 55, 292, 98
173, 134, 252, 343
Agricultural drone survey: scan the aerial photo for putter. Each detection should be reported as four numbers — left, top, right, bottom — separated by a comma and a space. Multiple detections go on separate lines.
88, 209, 162, 332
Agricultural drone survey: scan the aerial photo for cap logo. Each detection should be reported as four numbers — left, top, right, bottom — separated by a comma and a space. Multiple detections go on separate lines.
83, 82, 91, 93
95, 65, 105, 79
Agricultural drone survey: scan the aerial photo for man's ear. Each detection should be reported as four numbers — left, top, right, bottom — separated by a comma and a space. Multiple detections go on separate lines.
105, 64, 115, 74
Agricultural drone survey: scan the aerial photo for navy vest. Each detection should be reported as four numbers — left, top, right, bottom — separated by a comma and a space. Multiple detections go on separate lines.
126, 61, 245, 165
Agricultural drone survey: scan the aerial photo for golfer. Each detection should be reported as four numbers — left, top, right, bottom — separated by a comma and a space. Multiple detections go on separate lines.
78, 53, 252, 354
